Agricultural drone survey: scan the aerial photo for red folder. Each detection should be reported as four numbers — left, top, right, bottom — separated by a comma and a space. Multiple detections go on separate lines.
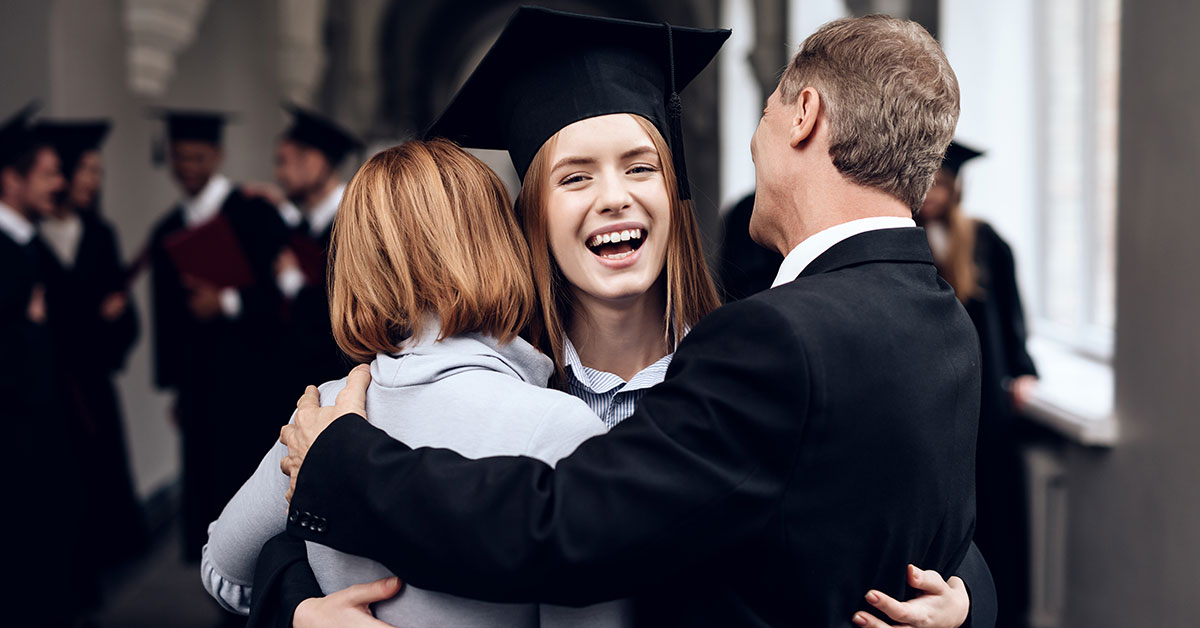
289, 231, 328, 285
164, 214, 255, 288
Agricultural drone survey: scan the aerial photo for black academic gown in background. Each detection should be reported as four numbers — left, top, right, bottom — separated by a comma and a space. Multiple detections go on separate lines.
42, 211, 147, 567
148, 187, 292, 560
279, 228, 985, 627
282, 224, 349, 392
718, 192, 783, 302
1, 231, 88, 623
962, 221, 1038, 628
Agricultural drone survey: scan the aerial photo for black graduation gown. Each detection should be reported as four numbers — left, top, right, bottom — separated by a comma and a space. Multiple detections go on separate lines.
1, 230, 87, 621
718, 192, 783, 302
962, 221, 1038, 627
41, 211, 147, 567
282, 224, 350, 392
147, 187, 292, 560
277, 228, 985, 627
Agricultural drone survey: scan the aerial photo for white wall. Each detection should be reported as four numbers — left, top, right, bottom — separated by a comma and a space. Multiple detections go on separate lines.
39, 0, 286, 497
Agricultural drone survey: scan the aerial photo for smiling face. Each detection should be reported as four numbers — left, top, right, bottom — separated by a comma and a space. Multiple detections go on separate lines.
542, 114, 670, 306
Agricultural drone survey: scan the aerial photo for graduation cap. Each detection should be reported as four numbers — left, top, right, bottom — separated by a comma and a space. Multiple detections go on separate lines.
281, 102, 363, 167
151, 108, 230, 145
425, 6, 730, 201
33, 119, 111, 177
0, 100, 43, 169
942, 140, 984, 177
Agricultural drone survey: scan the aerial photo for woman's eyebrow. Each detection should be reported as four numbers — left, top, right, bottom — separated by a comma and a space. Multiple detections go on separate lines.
621, 146, 658, 161
551, 156, 596, 172
550, 146, 659, 172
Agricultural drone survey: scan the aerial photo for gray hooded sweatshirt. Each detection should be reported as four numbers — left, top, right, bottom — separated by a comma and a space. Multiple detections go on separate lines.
201, 329, 629, 627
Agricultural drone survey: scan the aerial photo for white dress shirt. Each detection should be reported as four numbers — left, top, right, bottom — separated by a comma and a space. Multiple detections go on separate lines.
306, 183, 344, 237
0, 201, 35, 245
771, 216, 916, 288
182, 174, 233, 228
178, 174, 242, 316
39, 213, 83, 268
276, 184, 345, 300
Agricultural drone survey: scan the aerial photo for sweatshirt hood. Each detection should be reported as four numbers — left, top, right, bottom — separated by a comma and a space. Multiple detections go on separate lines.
370, 322, 552, 390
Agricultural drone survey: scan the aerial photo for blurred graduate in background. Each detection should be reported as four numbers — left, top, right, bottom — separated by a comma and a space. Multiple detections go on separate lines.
917, 140, 1039, 628
144, 109, 292, 562
0, 103, 95, 626
247, 102, 362, 391
34, 118, 148, 569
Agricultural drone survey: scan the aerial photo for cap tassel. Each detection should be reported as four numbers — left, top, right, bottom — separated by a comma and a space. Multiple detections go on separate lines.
664, 23, 691, 201
667, 92, 690, 201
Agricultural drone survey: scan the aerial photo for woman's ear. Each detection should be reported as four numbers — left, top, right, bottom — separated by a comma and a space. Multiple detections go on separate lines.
789, 87, 822, 148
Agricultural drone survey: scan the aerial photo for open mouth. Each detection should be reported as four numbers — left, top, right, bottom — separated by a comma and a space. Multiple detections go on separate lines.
585, 228, 646, 260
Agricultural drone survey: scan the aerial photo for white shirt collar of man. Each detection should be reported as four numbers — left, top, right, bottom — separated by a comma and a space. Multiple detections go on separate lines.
771, 216, 916, 288
0, 200, 35, 245
306, 183, 345, 236
182, 174, 233, 227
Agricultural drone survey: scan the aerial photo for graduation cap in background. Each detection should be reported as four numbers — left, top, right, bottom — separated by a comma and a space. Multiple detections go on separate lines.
33, 119, 112, 177
425, 6, 730, 201
0, 100, 43, 169
281, 102, 364, 167
149, 108, 232, 165
942, 140, 985, 177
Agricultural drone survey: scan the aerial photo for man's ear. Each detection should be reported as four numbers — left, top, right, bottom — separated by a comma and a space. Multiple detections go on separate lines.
788, 86, 822, 148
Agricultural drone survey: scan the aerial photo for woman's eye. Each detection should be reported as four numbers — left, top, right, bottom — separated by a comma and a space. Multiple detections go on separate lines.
628, 165, 659, 175
558, 174, 587, 186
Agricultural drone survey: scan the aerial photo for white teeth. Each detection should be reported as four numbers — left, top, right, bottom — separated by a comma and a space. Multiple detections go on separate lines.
602, 250, 635, 260
587, 228, 645, 249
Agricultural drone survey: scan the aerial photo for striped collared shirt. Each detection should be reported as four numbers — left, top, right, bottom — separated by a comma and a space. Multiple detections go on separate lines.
563, 336, 673, 430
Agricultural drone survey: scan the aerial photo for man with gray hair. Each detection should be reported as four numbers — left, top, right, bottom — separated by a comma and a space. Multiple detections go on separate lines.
270, 14, 989, 627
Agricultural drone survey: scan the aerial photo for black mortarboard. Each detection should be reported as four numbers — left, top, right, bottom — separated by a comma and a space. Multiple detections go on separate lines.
425, 6, 729, 201
33, 119, 111, 176
281, 102, 363, 167
0, 101, 43, 168
152, 108, 230, 144
942, 140, 984, 176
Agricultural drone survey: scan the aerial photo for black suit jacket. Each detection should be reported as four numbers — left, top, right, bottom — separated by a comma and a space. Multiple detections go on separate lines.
285, 227, 983, 626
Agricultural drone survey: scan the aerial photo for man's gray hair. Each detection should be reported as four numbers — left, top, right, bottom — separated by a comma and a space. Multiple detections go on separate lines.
780, 15, 960, 213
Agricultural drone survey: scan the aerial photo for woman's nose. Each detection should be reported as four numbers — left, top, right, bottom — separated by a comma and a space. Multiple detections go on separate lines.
596, 173, 634, 214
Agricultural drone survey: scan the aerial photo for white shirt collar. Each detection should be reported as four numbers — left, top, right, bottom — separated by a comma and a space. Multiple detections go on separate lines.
39, 213, 83, 267
307, 183, 344, 236
771, 216, 916, 287
0, 201, 35, 245
182, 174, 233, 227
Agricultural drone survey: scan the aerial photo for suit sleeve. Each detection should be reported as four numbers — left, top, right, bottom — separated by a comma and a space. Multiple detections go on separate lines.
245, 532, 324, 628
955, 542, 997, 628
288, 299, 810, 606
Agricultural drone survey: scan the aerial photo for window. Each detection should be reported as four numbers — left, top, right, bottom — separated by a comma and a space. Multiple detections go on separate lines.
1034, 0, 1120, 359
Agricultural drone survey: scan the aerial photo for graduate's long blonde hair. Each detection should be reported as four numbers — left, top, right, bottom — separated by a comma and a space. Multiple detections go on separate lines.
327, 139, 536, 362
931, 173, 979, 302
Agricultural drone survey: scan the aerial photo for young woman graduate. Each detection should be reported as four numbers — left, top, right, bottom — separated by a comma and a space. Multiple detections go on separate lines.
244, 8, 994, 628
917, 141, 1039, 628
